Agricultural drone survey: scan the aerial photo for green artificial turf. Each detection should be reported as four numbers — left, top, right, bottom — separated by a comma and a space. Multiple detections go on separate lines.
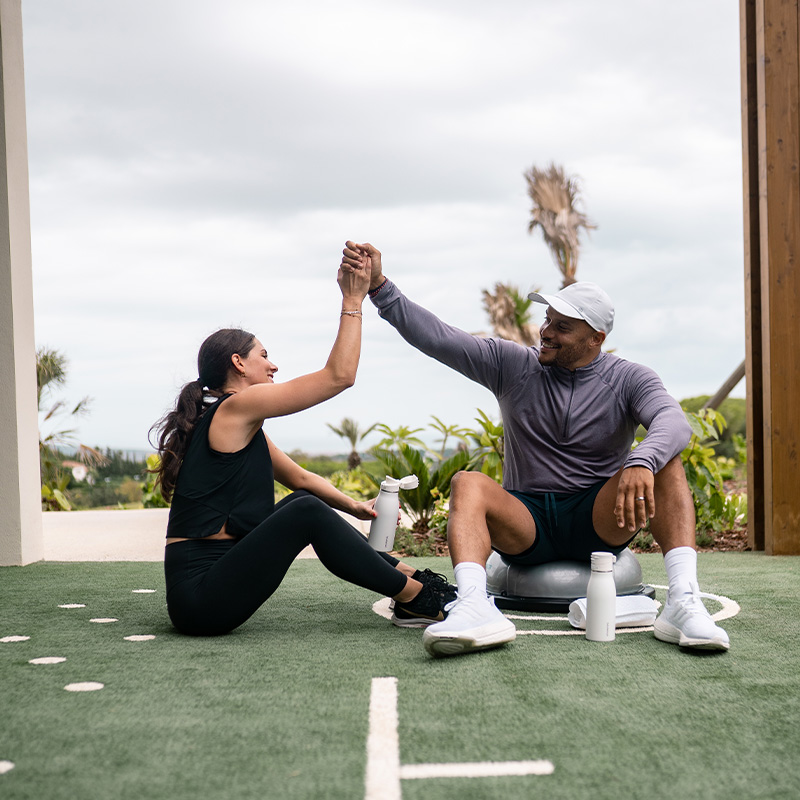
1, 553, 799, 800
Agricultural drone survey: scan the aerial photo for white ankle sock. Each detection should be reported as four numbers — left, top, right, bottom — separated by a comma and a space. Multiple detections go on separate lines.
664, 546, 698, 599
453, 562, 487, 596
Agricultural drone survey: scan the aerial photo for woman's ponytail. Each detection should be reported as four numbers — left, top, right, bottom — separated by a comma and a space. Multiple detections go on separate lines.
149, 328, 256, 501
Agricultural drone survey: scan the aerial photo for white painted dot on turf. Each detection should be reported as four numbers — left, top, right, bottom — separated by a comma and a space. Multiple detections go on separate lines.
0, 760, 15, 775
58, 603, 86, 609
1, 636, 30, 643
89, 618, 118, 624
123, 635, 155, 642
64, 682, 104, 692
29, 657, 67, 665
132, 589, 156, 593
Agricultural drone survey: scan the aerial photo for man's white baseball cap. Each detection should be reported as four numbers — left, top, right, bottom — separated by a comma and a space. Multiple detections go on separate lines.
528, 281, 615, 334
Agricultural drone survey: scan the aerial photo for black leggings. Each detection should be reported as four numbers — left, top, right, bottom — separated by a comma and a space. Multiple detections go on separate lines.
164, 491, 407, 636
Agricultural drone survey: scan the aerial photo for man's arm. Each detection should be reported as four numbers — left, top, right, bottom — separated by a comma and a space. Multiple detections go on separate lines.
341, 241, 528, 395
613, 365, 692, 531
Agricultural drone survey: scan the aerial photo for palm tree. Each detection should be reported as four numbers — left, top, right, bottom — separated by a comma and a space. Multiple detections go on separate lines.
37, 347, 106, 509
481, 282, 540, 346
370, 423, 427, 456
428, 415, 472, 459
524, 163, 596, 288
326, 417, 377, 469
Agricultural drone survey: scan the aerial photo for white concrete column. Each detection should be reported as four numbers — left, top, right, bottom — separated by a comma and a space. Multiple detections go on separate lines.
0, 0, 43, 565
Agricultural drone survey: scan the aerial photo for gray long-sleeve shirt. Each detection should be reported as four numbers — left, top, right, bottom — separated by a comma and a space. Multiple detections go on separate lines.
371, 279, 691, 494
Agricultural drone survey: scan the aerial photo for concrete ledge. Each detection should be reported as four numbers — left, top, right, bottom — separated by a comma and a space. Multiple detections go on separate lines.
41, 508, 372, 562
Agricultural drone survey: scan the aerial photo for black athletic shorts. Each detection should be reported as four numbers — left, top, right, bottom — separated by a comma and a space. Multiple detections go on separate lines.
495, 481, 637, 565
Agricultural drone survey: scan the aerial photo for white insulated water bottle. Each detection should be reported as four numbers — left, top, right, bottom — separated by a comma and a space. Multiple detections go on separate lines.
368, 475, 419, 551
585, 551, 617, 642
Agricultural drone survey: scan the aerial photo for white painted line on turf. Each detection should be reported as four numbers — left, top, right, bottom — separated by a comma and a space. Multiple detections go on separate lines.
0, 760, 14, 775
373, 588, 740, 636
0, 636, 29, 643
124, 635, 155, 641
64, 682, 104, 692
400, 760, 554, 779
652, 585, 740, 622
29, 657, 67, 665
58, 603, 85, 608
365, 677, 401, 800
132, 589, 156, 593
372, 598, 394, 621
89, 618, 118, 623
365, 677, 554, 799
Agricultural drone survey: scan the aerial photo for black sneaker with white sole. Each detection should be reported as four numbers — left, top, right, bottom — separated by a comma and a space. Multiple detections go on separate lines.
388, 569, 456, 612
392, 582, 451, 628
413, 569, 457, 603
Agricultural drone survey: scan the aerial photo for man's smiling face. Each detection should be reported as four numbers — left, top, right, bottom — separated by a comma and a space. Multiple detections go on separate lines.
537, 307, 605, 370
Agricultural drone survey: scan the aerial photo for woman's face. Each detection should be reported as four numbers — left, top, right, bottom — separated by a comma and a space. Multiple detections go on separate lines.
238, 338, 278, 384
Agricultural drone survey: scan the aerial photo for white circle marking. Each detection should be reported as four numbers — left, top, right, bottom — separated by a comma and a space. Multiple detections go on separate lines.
64, 682, 104, 692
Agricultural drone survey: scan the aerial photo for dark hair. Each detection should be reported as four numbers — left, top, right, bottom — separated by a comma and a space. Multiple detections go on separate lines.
149, 328, 256, 501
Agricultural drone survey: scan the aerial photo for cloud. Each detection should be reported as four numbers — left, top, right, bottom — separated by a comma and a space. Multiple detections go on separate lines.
23, 0, 745, 452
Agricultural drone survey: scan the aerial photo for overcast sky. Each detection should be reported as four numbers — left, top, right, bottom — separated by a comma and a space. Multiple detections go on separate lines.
24, 0, 745, 456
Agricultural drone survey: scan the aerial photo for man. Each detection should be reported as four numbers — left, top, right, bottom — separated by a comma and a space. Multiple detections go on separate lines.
341, 241, 730, 658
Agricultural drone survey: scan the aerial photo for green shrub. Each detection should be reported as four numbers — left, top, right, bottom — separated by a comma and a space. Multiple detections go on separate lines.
368, 444, 471, 532
465, 409, 504, 483
680, 396, 746, 459
681, 408, 746, 534
142, 454, 169, 509
327, 469, 375, 502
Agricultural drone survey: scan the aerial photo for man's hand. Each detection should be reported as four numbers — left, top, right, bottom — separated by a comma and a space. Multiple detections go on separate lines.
614, 466, 655, 532
342, 241, 384, 291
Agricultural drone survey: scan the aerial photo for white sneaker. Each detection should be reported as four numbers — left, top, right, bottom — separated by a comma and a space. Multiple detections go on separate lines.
654, 584, 730, 651
422, 586, 516, 657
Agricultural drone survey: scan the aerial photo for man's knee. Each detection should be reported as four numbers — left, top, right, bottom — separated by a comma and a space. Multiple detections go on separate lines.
654, 455, 689, 489
450, 470, 496, 506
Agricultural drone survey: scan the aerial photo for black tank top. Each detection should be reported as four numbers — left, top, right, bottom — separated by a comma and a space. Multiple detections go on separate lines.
166, 394, 275, 539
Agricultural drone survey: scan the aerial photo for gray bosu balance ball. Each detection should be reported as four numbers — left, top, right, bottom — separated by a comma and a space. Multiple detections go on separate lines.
486, 548, 656, 613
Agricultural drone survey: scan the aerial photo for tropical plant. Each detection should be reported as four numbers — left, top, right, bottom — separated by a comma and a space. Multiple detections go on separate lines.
37, 347, 106, 510
142, 454, 169, 508
326, 417, 377, 469
680, 409, 747, 534
524, 162, 596, 288
481, 283, 540, 345
427, 415, 472, 459
367, 444, 471, 532
465, 409, 505, 483
680, 396, 746, 460
371, 423, 427, 454
327, 469, 376, 502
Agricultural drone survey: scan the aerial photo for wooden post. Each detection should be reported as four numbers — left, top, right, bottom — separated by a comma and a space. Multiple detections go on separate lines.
741, 0, 800, 554
0, 0, 43, 565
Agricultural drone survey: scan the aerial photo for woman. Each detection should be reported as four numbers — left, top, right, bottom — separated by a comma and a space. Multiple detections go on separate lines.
151, 257, 453, 636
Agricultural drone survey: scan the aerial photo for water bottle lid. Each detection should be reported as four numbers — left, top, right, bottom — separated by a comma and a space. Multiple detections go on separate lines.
590, 551, 616, 571
380, 474, 419, 492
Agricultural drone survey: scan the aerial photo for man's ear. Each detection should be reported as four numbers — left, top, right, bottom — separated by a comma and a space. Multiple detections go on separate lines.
592, 330, 607, 348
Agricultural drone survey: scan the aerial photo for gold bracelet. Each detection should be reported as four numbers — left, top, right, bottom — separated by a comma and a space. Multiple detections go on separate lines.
341, 309, 362, 317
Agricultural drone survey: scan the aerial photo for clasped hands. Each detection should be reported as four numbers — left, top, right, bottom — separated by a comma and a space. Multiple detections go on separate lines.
341, 241, 384, 292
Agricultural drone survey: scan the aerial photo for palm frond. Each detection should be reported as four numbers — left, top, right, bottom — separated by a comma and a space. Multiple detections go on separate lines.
481, 283, 540, 346
524, 162, 596, 287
